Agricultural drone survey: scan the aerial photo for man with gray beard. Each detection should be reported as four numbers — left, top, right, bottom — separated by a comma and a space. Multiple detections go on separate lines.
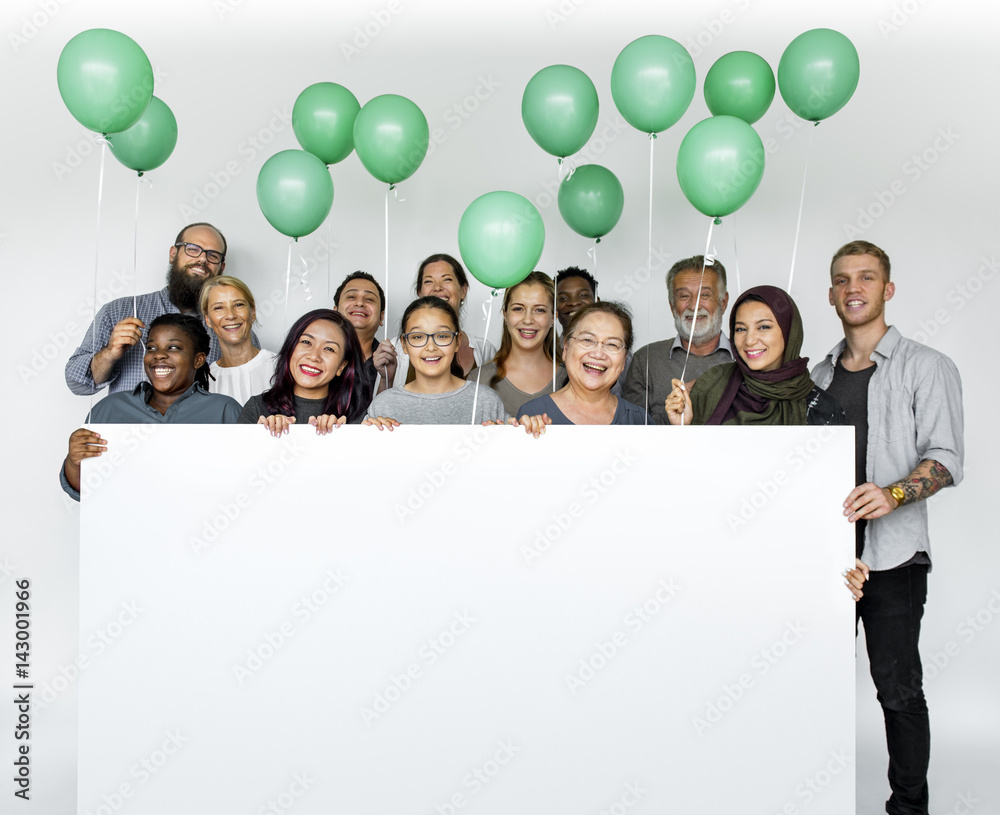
623, 256, 733, 424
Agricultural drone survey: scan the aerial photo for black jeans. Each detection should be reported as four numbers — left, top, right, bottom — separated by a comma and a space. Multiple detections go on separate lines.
857, 563, 930, 815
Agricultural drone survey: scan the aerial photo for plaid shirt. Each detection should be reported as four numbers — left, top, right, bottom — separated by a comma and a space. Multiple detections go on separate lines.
65, 287, 258, 396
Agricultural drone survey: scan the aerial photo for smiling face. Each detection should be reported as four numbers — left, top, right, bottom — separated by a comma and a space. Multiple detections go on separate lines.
336, 277, 383, 339
418, 261, 468, 316
203, 285, 254, 348
563, 311, 628, 392
503, 282, 554, 353
670, 268, 728, 344
829, 254, 894, 329
556, 275, 596, 331
733, 300, 786, 372
143, 325, 205, 396
288, 319, 348, 400
402, 306, 458, 380
166, 225, 226, 311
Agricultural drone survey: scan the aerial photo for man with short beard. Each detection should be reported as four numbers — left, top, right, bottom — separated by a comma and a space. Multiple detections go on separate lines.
66, 223, 254, 395
623, 255, 733, 425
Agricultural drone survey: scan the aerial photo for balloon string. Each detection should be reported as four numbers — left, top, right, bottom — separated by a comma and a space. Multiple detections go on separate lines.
678, 217, 717, 395
88, 137, 109, 422
327, 211, 333, 304
284, 241, 293, 337
552, 276, 558, 393
644, 133, 655, 424
384, 188, 391, 339
297, 243, 312, 301
586, 241, 598, 273
732, 214, 741, 297
133, 174, 143, 320
471, 292, 497, 425
788, 123, 817, 294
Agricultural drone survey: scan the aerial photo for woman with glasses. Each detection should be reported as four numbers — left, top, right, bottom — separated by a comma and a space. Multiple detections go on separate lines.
365, 297, 507, 427
518, 302, 651, 428
199, 276, 277, 406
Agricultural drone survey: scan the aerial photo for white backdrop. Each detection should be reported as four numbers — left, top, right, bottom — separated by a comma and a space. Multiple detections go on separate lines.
0, 1, 996, 813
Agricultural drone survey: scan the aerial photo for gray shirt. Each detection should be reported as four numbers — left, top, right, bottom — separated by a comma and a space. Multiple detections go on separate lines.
812, 326, 964, 571
476, 361, 562, 418
623, 334, 734, 425
520, 393, 652, 426
367, 380, 508, 424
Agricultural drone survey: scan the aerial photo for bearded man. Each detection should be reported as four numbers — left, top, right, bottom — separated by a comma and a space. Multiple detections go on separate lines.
623, 255, 733, 424
66, 223, 255, 395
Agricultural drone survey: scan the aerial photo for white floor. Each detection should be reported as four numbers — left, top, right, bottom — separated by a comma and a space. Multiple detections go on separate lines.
855, 629, 999, 815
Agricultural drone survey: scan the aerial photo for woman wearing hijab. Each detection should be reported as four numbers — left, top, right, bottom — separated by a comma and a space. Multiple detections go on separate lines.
664, 285, 844, 426
664, 285, 864, 597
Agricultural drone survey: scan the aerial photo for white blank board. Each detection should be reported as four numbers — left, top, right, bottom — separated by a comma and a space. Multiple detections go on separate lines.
79, 424, 855, 815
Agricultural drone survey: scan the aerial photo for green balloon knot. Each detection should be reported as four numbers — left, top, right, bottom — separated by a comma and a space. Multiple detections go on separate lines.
595, 237, 602, 245
714, 217, 723, 226
389, 183, 396, 191
649, 132, 658, 141
491, 289, 499, 297
137, 171, 144, 178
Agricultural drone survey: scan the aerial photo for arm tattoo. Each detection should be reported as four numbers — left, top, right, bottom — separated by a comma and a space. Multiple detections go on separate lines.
892, 459, 954, 507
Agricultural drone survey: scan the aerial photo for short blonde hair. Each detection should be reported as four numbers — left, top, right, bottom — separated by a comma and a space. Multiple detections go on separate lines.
831, 241, 891, 281
199, 275, 257, 316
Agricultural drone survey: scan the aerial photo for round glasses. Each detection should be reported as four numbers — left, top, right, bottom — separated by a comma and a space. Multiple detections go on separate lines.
566, 335, 625, 354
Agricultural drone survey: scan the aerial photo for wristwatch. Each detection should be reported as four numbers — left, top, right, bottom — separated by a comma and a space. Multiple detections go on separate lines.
889, 485, 905, 507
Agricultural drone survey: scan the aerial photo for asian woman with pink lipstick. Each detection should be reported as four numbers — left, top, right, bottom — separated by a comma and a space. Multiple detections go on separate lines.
237, 309, 371, 435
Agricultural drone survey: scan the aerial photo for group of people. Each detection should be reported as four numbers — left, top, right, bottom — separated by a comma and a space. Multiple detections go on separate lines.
60, 222, 963, 815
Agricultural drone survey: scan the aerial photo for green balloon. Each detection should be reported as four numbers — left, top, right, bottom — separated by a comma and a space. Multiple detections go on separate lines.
676, 116, 765, 218
292, 82, 361, 166
778, 29, 860, 122
611, 35, 696, 134
458, 192, 545, 289
256, 150, 334, 239
56, 28, 154, 135
521, 65, 599, 159
704, 51, 775, 125
557, 164, 624, 240
353, 94, 429, 184
107, 96, 177, 174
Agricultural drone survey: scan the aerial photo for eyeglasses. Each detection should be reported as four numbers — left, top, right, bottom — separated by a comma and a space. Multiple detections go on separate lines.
402, 331, 458, 348
567, 336, 625, 354
175, 242, 225, 265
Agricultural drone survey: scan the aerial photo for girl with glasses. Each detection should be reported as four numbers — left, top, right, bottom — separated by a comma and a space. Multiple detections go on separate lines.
374, 254, 498, 392
365, 297, 507, 427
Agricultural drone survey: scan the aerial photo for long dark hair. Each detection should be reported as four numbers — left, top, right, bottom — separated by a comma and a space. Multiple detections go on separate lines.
263, 309, 370, 421
148, 313, 212, 389
400, 296, 465, 379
